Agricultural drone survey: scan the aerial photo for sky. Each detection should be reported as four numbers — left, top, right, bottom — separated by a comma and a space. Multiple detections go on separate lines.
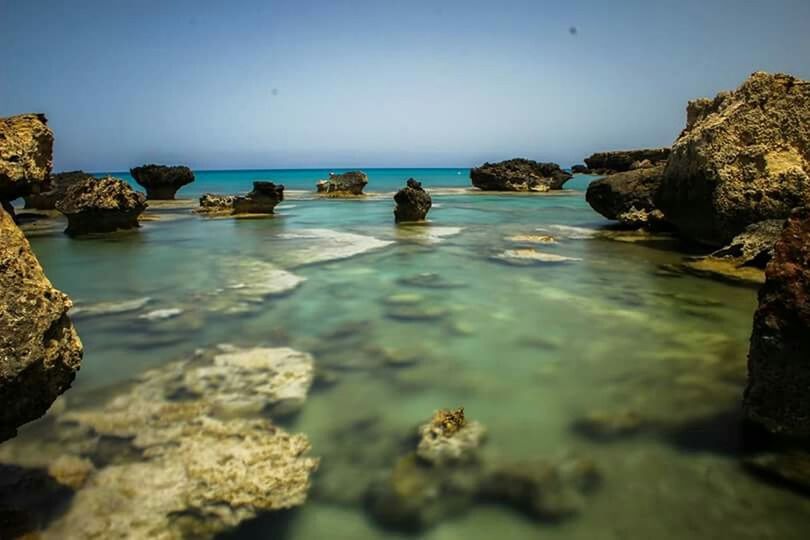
2, 0, 809, 171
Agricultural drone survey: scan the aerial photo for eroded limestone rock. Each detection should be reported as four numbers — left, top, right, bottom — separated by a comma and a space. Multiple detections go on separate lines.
470, 159, 572, 191
56, 176, 147, 235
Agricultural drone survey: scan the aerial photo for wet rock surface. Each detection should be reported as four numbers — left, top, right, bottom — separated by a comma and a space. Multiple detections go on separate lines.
583, 148, 670, 175
0, 113, 54, 203
745, 207, 810, 438
56, 176, 147, 235
656, 72, 810, 246
586, 165, 668, 229
316, 171, 368, 196
197, 181, 285, 215
470, 159, 572, 191
0, 207, 83, 442
710, 220, 784, 268
394, 179, 432, 223
24, 171, 95, 210
129, 164, 195, 200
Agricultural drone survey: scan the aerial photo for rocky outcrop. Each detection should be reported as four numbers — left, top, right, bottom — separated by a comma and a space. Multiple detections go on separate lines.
656, 72, 810, 246
744, 207, 810, 438
710, 220, 784, 268
585, 165, 667, 228
416, 408, 486, 465
0, 113, 54, 203
316, 171, 368, 196
583, 148, 670, 175
394, 178, 432, 223
470, 159, 572, 191
130, 164, 195, 200
571, 164, 591, 174
197, 181, 284, 215
56, 176, 147, 235
0, 207, 82, 443
24, 171, 95, 210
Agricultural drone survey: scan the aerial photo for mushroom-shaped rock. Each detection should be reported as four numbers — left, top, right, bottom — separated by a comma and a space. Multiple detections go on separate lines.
197, 181, 284, 215
0, 113, 54, 203
744, 207, 810, 438
655, 72, 810, 246
129, 164, 195, 200
583, 148, 670, 176
316, 171, 368, 196
394, 178, 432, 223
24, 171, 96, 210
0, 207, 83, 442
585, 165, 668, 229
56, 176, 147, 236
470, 159, 572, 191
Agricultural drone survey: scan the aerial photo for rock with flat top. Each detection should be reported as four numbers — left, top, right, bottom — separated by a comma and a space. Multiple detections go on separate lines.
317, 171, 368, 196
470, 159, 572, 191
56, 176, 147, 235
583, 148, 670, 175
130, 164, 195, 200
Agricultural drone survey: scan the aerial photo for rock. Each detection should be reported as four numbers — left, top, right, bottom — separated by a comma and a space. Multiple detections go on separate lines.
23, 171, 96, 210
743, 451, 810, 492
69, 297, 152, 319
138, 308, 183, 321
506, 234, 557, 244
585, 165, 668, 229
493, 248, 581, 264
571, 164, 591, 174
198, 193, 235, 211
656, 72, 810, 246
394, 178, 432, 223
197, 181, 284, 215
0, 207, 83, 442
47, 455, 95, 490
316, 171, 368, 195
55, 176, 147, 235
416, 408, 486, 466
470, 159, 572, 191
0, 113, 54, 203
583, 147, 670, 175
676, 258, 765, 287
710, 220, 784, 268
129, 164, 195, 200
572, 410, 646, 440
744, 207, 810, 437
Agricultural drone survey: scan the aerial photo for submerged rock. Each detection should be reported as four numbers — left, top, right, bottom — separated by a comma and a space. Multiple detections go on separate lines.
56, 176, 147, 235
24, 171, 96, 210
745, 207, 810, 437
0, 207, 83, 442
394, 178, 432, 223
470, 159, 572, 191
743, 451, 810, 493
0, 113, 54, 203
507, 234, 557, 244
656, 72, 810, 246
129, 164, 195, 200
583, 148, 670, 175
416, 408, 486, 466
572, 410, 646, 440
69, 297, 152, 319
585, 165, 668, 229
493, 248, 581, 264
197, 181, 285, 215
316, 171, 368, 196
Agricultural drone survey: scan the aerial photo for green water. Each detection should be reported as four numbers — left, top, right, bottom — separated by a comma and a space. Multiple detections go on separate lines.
4, 182, 810, 538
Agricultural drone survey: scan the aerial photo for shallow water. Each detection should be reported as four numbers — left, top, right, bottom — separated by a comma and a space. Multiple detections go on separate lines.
4, 172, 810, 539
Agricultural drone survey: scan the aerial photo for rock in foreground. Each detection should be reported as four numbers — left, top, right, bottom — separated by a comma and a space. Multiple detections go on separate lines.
0, 113, 54, 203
585, 165, 667, 229
56, 176, 147, 235
583, 148, 670, 176
24, 171, 96, 210
745, 207, 810, 438
0, 207, 82, 443
130, 164, 195, 200
317, 171, 368, 196
470, 159, 572, 191
656, 72, 810, 246
394, 179, 432, 223
197, 181, 285, 216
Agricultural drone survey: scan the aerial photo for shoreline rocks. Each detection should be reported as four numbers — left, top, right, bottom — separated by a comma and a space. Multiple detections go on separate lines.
56, 176, 147, 235
0, 113, 53, 208
656, 72, 810, 246
394, 178, 432, 223
583, 148, 670, 176
470, 159, 572, 191
24, 171, 96, 210
197, 181, 285, 216
585, 165, 668, 229
316, 171, 368, 196
0, 207, 83, 443
130, 164, 195, 200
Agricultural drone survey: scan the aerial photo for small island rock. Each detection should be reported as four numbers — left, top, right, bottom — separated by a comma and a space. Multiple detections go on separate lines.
197, 181, 284, 215
56, 176, 147, 235
470, 159, 572, 191
585, 165, 668, 229
394, 178, 432, 223
130, 164, 195, 200
583, 148, 670, 176
24, 170, 96, 210
317, 171, 368, 196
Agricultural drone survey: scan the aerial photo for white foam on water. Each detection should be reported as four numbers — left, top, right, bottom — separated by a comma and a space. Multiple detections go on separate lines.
539, 224, 600, 239
277, 228, 394, 266
70, 297, 152, 318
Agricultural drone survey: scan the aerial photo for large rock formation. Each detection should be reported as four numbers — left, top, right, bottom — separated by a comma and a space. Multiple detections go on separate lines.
585, 165, 667, 228
470, 159, 572, 192
197, 181, 285, 216
0, 113, 54, 204
56, 176, 147, 235
316, 171, 368, 196
583, 148, 670, 175
0, 207, 83, 443
394, 179, 432, 223
130, 164, 195, 200
744, 207, 810, 438
24, 171, 96, 210
656, 72, 810, 246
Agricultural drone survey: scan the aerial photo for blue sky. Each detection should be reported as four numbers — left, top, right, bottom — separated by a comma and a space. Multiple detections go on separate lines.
2, 0, 809, 171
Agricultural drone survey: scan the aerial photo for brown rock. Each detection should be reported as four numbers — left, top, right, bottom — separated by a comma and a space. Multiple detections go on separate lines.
585, 165, 668, 228
56, 176, 147, 235
0, 114, 54, 202
583, 148, 670, 175
394, 179, 432, 223
129, 164, 195, 200
24, 171, 96, 210
316, 171, 368, 196
470, 159, 572, 191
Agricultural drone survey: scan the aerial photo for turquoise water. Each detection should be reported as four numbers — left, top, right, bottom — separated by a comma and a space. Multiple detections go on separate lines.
3, 171, 809, 539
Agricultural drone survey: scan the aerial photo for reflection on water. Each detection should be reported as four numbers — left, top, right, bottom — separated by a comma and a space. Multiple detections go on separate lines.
2, 184, 809, 539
